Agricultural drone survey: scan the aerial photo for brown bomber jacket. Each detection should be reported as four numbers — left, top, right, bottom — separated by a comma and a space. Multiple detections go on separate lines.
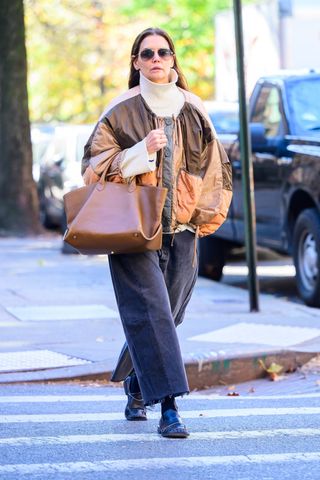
81, 86, 232, 238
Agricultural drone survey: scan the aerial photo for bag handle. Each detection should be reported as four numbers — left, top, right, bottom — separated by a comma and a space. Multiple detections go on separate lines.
140, 223, 162, 241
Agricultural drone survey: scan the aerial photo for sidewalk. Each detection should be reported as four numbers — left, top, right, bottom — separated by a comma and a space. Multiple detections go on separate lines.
1, 235, 320, 389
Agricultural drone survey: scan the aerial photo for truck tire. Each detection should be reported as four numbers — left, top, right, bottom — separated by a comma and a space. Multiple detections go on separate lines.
293, 208, 320, 307
198, 236, 227, 281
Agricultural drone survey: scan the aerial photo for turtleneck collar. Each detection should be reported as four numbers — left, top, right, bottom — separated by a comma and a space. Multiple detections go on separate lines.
139, 69, 184, 117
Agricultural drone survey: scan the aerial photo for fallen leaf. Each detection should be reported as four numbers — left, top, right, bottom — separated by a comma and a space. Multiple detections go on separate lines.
258, 359, 267, 370
269, 373, 285, 382
227, 391, 240, 396
258, 359, 283, 380
267, 362, 284, 374
228, 385, 236, 390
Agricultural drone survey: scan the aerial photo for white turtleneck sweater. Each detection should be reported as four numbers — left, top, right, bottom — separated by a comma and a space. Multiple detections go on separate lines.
120, 70, 185, 179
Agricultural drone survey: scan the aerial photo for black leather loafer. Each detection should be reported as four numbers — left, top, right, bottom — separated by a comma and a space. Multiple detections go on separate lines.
158, 409, 189, 438
123, 375, 147, 421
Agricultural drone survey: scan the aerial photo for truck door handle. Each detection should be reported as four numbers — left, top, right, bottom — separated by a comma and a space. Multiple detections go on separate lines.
277, 157, 292, 166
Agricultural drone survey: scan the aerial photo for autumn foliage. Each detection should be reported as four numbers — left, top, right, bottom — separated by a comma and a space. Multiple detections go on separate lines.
24, 0, 236, 123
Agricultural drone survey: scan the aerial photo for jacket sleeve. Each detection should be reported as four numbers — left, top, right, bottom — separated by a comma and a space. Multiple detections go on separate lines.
81, 119, 155, 181
190, 136, 233, 238
121, 140, 156, 178
181, 92, 232, 237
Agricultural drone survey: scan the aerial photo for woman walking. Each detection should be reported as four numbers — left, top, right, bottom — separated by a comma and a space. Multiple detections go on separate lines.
82, 27, 232, 438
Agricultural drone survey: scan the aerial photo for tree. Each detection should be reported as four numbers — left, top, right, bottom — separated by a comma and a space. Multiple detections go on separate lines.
23, 0, 255, 124
24, 0, 235, 124
0, 0, 40, 234
122, 0, 234, 98
25, 0, 135, 123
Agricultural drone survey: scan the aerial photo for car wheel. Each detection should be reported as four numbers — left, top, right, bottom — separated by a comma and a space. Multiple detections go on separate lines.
293, 208, 320, 307
39, 203, 56, 229
198, 236, 228, 281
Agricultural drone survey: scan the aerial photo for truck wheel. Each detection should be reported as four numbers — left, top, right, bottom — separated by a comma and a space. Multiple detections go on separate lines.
293, 208, 320, 307
198, 236, 227, 281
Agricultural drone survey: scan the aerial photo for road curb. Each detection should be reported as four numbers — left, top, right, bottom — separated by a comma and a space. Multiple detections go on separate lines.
0, 350, 316, 388
185, 350, 315, 389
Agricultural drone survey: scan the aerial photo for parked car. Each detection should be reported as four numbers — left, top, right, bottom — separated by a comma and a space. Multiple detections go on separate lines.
204, 101, 239, 134
31, 124, 56, 183
37, 124, 93, 229
199, 70, 320, 307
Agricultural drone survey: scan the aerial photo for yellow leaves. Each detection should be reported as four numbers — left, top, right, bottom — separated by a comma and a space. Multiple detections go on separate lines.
258, 359, 284, 381
24, 0, 226, 122
25, 0, 135, 122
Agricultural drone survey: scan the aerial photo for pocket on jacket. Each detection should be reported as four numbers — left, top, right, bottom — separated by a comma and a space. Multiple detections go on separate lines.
176, 169, 203, 224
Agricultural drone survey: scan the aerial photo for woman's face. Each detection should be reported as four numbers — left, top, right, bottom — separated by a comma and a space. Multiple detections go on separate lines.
134, 34, 175, 84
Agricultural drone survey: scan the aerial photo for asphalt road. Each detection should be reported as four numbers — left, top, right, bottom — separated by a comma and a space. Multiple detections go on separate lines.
0, 377, 320, 480
221, 247, 301, 304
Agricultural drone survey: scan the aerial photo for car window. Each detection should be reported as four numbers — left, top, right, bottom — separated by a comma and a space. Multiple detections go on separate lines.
32, 137, 52, 167
251, 86, 284, 138
286, 78, 320, 135
209, 111, 239, 134
31, 130, 53, 181
44, 135, 67, 164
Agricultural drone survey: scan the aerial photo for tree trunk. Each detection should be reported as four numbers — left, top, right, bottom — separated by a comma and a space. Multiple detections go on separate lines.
0, 0, 41, 234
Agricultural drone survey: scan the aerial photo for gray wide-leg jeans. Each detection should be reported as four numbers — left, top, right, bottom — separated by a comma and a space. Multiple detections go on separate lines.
108, 230, 198, 406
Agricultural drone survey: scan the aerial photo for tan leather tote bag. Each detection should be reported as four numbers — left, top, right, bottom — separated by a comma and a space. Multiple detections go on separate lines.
63, 180, 167, 255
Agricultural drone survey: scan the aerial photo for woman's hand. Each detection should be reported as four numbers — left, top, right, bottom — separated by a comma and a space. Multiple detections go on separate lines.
145, 129, 168, 155
83, 165, 100, 185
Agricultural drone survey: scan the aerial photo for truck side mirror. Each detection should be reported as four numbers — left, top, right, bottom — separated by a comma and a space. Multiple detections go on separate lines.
249, 123, 268, 152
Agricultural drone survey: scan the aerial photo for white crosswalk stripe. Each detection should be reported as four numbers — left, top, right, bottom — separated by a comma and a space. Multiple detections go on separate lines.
0, 392, 320, 402
0, 390, 319, 477
0, 452, 320, 475
0, 428, 319, 446
1, 406, 320, 423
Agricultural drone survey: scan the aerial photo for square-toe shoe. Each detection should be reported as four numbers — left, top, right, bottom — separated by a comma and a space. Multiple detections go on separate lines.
123, 375, 147, 421
158, 409, 189, 438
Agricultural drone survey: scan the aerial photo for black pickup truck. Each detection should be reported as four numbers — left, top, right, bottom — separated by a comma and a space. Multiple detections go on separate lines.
200, 71, 320, 307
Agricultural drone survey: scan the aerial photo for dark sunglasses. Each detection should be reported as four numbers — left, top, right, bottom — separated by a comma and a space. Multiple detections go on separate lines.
137, 48, 174, 61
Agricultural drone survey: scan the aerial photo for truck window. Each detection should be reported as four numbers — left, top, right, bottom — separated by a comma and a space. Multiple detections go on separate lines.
286, 78, 320, 135
251, 86, 284, 137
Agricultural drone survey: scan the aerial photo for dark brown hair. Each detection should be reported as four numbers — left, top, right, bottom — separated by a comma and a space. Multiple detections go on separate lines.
128, 27, 189, 90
